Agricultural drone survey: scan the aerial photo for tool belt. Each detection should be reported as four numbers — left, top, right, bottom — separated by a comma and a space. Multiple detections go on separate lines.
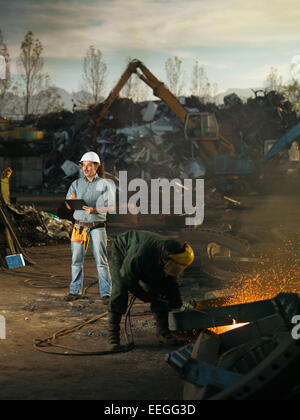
71, 221, 106, 251
71, 226, 90, 250
74, 221, 106, 228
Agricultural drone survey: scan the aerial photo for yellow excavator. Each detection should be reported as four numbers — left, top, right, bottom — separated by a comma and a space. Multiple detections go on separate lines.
94, 59, 235, 165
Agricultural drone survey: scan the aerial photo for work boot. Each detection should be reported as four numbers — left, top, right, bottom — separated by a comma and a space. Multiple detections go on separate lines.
107, 312, 122, 351
153, 311, 178, 345
64, 293, 81, 302
101, 296, 110, 306
64, 293, 88, 302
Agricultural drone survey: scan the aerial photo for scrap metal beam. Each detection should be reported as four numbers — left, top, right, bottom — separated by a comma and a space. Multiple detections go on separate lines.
169, 293, 300, 331
169, 299, 276, 331
166, 294, 300, 400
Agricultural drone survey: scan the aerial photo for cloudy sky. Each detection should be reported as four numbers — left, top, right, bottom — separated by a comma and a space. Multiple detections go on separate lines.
1, 0, 300, 95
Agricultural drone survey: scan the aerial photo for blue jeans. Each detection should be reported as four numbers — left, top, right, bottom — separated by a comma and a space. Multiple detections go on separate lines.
70, 227, 112, 297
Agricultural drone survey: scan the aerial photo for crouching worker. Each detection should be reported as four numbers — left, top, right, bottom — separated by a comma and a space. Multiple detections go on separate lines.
107, 230, 194, 351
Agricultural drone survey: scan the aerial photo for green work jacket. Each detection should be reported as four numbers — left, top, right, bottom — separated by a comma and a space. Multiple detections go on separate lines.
110, 230, 182, 313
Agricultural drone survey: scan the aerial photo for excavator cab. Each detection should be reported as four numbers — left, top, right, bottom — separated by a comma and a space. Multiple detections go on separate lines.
184, 112, 219, 141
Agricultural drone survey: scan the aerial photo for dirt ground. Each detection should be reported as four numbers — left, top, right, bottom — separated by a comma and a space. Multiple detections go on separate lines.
0, 242, 188, 401
2, 181, 300, 401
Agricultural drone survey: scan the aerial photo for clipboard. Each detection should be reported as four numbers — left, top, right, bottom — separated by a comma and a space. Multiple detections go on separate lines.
66, 199, 87, 210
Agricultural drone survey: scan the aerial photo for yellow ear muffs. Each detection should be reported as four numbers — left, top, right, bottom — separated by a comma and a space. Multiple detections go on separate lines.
168, 242, 194, 266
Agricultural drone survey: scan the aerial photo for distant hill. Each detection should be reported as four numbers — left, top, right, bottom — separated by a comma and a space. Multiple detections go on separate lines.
0, 87, 99, 119
1, 84, 263, 120
22, 86, 264, 111
55, 87, 74, 110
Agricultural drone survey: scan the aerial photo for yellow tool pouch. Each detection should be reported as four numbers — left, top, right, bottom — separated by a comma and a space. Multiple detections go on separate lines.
71, 226, 90, 251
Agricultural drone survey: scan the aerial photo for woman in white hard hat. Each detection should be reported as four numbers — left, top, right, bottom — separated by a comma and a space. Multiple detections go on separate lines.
64, 151, 114, 304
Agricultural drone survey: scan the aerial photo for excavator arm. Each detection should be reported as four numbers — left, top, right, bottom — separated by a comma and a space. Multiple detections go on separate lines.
95, 59, 234, 161
95, 60, 141, 126
132, 60, 188, 124
95, 59, 188, 125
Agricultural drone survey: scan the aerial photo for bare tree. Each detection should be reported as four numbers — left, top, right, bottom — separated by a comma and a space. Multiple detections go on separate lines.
283, 79, 300, 108
190, 60, 218, 102
164, 56, 185, 97
82, 45, 107, 104
0, 29, 11, 112
264, 66, 283, 92
262, 66, 300, 112
17, 31, 63, 116
17, 31, 44, 115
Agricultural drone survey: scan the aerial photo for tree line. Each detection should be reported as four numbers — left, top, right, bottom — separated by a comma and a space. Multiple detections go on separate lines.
0, 30, 221, 119
1, 29, 300, 119
264, 66, 300, 111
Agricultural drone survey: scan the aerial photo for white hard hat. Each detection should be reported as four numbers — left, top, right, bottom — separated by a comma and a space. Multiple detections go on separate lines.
80, 152, 101, 164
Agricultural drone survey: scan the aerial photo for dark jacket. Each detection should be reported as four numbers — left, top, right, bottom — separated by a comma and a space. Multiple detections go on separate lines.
109, 231, 182, 314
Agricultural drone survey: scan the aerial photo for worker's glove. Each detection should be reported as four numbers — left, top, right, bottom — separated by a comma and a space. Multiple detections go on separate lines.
179, 300, 196, 311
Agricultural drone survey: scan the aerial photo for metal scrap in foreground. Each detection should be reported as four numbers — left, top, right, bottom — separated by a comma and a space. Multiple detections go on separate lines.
166, 293, 300, 400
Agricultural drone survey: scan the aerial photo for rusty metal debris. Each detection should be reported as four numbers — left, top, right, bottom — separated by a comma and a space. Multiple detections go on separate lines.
169, 293, 297, 331
0, 200, 36, 266
166, 293, 300, 400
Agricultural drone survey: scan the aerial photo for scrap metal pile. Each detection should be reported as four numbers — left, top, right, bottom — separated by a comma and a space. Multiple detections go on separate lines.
166, 292, 300, 400
2, 59, 300, 195
0, 84, 299, 261
1, 201, 73, 249
21, 88, 300, 195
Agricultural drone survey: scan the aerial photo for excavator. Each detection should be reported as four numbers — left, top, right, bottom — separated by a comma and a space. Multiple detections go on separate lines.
93, 59, 235, 166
